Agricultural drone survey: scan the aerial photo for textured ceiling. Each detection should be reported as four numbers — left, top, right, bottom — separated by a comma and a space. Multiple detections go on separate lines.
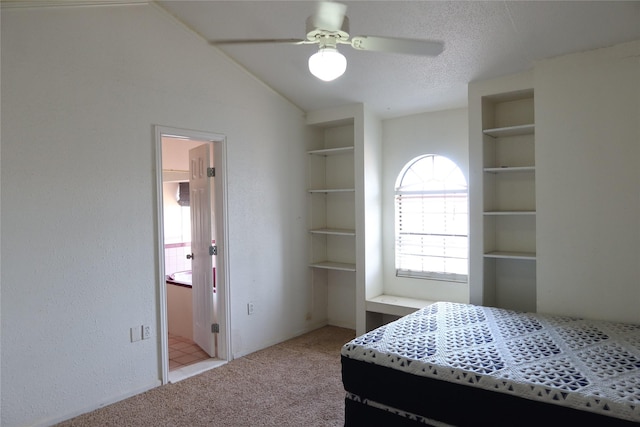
158, 1, 640, 118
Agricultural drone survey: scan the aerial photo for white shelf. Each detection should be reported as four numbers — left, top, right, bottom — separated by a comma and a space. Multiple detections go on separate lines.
484, 210, 536, 216
309, 261, 356, 272
483, 124, 535, 138
484, 251, 536, 260
484, 166, 535, 173
308, 146, 354, 156
308, 188, 355, 193
309, 228, 355, 236
366, 295, 435, 317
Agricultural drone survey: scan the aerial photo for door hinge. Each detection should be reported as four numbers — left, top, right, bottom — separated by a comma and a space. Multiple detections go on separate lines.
207, 167, 215, 177
211, 323, 220, 333
209, 245, 217, 256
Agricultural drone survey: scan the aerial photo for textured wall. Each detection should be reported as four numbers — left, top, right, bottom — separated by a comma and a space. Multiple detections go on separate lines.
0, 4, 313, 426
535, 40, 640, 322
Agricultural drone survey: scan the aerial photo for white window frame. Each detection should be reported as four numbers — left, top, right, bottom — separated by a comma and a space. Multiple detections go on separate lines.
395, 154, 468, 282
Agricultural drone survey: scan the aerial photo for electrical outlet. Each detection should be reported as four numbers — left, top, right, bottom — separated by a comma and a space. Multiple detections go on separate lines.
247, 302, 255, 315
130, 326, 142, 342
142, 325, 152, 340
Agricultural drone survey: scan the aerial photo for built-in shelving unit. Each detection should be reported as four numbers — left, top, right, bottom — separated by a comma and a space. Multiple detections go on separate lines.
307, 124, 356, 272
306, 104, 382, 335
306, 111, 358, 330
473, 86, 537, 312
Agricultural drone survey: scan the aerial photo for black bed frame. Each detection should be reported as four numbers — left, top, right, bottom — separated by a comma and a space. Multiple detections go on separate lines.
342, 355, 639, 426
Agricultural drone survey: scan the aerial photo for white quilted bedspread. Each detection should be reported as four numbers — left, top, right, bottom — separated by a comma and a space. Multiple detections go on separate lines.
342, 302, 640, 422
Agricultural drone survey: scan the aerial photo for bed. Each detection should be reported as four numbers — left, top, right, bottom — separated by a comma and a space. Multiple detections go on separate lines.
341, 302, 640, 426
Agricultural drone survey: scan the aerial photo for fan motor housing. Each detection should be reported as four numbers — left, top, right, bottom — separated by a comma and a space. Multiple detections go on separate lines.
305, 15, 350, 45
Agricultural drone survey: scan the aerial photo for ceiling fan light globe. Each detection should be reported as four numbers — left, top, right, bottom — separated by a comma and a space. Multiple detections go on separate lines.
308, 48, 347, 81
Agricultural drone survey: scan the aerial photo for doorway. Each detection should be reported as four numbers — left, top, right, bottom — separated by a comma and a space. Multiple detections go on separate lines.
154, 126, 231, 384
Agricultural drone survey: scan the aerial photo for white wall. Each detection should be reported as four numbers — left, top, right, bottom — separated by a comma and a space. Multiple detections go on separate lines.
535, 40, 640, 323
0, 4, 317, 426
381, 108, 469, 303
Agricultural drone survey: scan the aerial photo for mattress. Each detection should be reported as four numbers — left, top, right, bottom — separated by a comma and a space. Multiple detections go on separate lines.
341, 302, 640, 426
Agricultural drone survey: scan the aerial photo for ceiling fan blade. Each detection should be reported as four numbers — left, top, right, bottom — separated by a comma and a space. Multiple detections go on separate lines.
313, 1, 347, 31
209, 38, 306, 46
351, 36, 444, 56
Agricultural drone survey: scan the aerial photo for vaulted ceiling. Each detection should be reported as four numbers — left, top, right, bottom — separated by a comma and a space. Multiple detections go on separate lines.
158, 1, 640, 118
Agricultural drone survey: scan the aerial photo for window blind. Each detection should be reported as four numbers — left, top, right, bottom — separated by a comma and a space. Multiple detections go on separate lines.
395, 155, 469, 282
395, 187, 468, 282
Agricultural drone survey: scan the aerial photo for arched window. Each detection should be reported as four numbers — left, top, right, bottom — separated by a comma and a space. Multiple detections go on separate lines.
395, 154, 468, 282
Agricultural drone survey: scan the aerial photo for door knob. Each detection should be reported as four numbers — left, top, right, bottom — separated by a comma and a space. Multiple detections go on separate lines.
186, 253, 193, 260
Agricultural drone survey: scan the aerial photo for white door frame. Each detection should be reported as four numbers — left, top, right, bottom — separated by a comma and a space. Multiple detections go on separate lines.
154, 125, 232, 384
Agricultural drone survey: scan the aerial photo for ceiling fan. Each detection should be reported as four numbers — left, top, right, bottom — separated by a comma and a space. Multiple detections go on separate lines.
209, 1, 444, 82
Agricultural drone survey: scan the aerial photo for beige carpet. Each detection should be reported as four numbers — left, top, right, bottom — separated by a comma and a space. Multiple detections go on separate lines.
56, 326, 356, 427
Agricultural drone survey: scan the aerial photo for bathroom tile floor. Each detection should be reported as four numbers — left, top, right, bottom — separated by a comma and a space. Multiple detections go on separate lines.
168, 334, 210, 371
